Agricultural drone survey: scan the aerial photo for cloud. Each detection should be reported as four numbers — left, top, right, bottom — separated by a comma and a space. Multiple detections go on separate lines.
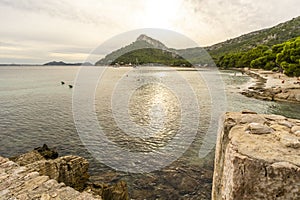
0, 0, 299, 63
176, 0, 300, 45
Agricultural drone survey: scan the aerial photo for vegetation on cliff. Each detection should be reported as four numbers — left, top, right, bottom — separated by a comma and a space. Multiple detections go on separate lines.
217, 36, 300, 77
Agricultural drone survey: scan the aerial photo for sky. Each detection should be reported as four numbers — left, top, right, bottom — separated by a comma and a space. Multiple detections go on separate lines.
0, 0, 299, 64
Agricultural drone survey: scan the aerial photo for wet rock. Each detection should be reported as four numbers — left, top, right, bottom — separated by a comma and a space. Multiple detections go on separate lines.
103, 181, 129, 200
34, 144, 58, 160
245, 123, 274, 135
85, 181, 129, 200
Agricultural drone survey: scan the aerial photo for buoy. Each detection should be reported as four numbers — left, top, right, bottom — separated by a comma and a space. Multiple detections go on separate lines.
68, 85, 73, 89
61, 81, 65, 85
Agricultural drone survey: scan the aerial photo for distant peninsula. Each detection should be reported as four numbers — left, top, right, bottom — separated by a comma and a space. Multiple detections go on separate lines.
43, 61, 93, 66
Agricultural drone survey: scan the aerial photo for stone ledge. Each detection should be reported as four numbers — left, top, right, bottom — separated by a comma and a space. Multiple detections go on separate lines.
0, 156, 102, 200
212, 112, 300, 200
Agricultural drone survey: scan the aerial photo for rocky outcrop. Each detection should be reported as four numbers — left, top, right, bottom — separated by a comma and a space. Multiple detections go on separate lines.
0, 156, 101, 200
10, 147, 88, 191
26, 155, 90, 191
212, 112, 300, 200
241, 87, 300, 102
136, 34, 168, 50
7, 145, 129, 200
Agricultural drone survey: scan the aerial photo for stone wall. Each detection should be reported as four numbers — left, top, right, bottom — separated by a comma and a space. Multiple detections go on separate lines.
212, 111, 300, 200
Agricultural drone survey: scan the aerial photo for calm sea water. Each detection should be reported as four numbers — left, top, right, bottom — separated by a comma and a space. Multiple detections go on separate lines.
0, 66, 299, 199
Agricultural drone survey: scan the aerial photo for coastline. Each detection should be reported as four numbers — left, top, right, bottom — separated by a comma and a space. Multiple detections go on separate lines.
239, 69, 300, 103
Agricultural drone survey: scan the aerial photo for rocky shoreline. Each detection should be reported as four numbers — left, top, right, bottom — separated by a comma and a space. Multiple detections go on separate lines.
240, 69, 300, 103
2, 144, 129, 200
1, 144, 213, 200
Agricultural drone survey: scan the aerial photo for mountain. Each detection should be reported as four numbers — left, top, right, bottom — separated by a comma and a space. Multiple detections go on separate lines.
95, 34, 210, 66
96, 16, 300, 66
95, 34, 173, 66
136, 34, 168, 50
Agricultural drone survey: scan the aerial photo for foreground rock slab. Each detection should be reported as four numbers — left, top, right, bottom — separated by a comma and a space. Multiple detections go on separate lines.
0, 156, 101, 200
212, 112, 300, 200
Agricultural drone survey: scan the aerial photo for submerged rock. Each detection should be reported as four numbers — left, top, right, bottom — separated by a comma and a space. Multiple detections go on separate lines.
34, 144, 58, 159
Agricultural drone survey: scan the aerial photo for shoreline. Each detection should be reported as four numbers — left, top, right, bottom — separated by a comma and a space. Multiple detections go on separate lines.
238, 69, 300, 103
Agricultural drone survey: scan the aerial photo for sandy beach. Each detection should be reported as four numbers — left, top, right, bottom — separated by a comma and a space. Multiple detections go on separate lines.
241, 69, 300, 103
254, 70, 300, 88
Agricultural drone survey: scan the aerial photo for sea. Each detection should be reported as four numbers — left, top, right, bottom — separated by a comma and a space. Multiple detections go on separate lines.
0, 66, 299, 199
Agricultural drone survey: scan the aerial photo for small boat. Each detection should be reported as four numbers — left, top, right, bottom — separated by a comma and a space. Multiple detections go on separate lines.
68, 85, 73, 89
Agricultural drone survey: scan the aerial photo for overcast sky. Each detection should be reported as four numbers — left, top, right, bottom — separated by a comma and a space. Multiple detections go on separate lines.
0, 0, 299, 64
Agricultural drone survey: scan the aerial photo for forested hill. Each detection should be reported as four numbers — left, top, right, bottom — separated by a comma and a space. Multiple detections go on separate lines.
206, 16, 300, 59
217, 36, 300, 77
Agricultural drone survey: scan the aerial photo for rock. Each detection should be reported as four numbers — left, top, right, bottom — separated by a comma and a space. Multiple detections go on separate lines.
7, 146, 130, 200
0, 156, 101, 200
294, 131, 300, 136
241, 110, 257, 114
280, 135, 300, 149
103, 181, 129, 200
264, 114, 286, 121
26, 155, 89, 191
34, 144, 58, 159
85, 181, 129, 200
270, 124, 290, 133
274, 92, 290, 100
278, 120, 294, 128
240, 114, 266, 124
245, 123, 274, 135
212, 112, 300, 200
10, 150, 45, 166
291, 126, 300, 134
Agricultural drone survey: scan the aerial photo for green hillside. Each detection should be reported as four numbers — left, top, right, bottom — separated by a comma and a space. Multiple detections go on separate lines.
217, 36, 300, 76
207, 16, 300, 59
95, 40, 154, 65
111, 48, 191, 67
